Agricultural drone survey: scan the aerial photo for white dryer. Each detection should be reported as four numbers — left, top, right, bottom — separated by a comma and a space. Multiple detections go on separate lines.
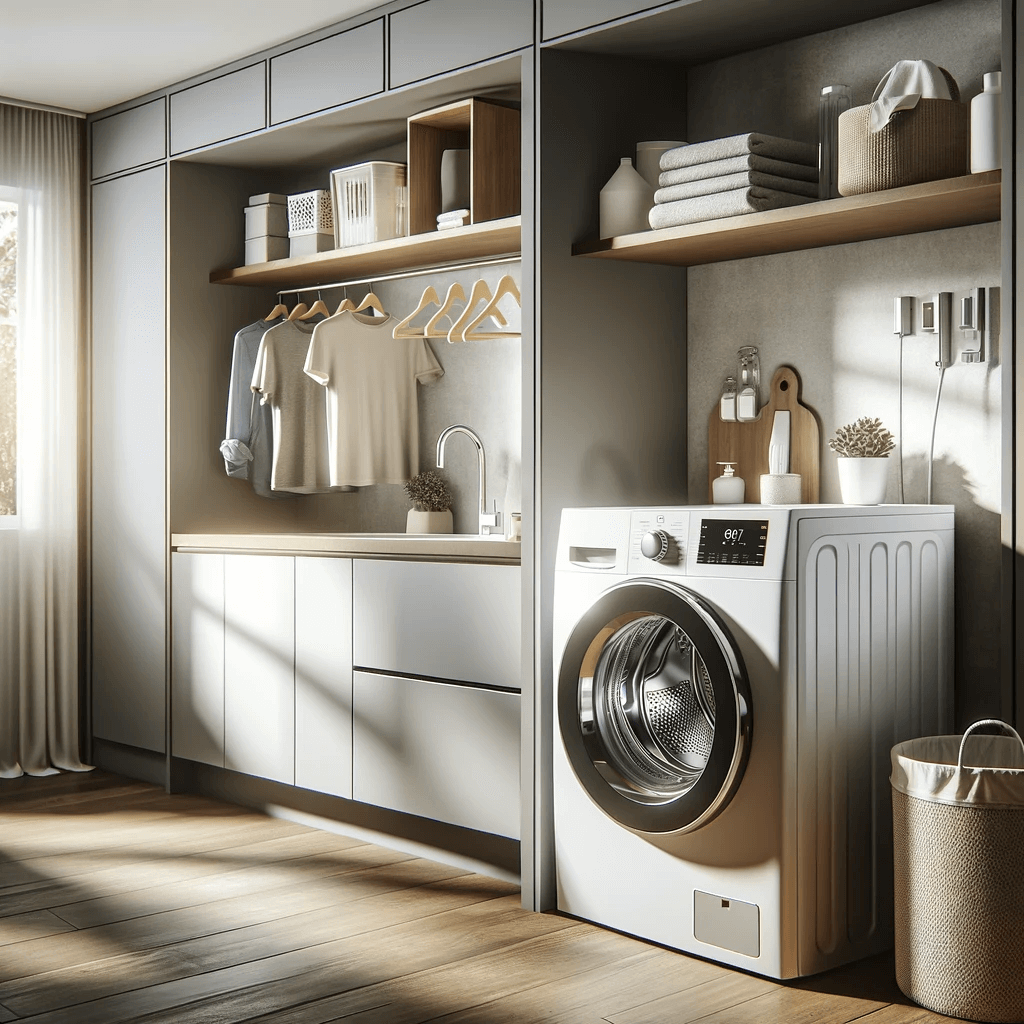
553, 504, 954, 979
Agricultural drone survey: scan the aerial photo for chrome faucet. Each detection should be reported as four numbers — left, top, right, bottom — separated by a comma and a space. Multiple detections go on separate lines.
436, 424, 501, 535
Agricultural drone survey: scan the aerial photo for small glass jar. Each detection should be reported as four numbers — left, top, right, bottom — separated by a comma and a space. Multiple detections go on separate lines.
819, 84, 852, 200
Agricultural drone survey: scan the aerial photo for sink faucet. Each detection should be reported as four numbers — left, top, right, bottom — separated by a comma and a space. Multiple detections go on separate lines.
436, 424, 501, 535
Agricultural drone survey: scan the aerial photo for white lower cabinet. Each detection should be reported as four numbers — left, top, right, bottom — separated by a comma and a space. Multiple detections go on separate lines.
224, 554, 295, 785
352, 671, 521, 839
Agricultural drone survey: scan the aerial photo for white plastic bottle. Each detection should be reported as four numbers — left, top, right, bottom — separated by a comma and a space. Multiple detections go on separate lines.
599, 158, 655, 238
971, 71, 1002, 174
712, 462, 745, 504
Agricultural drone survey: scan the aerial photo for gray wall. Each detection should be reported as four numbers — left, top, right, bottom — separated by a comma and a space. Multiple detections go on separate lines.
686, 0, 1003, 725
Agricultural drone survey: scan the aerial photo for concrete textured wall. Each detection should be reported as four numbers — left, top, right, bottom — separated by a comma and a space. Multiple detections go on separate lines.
686, 0, 1003, 725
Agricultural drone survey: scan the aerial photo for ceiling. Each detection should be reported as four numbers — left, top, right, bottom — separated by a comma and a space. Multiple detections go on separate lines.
0, 0, 384, 115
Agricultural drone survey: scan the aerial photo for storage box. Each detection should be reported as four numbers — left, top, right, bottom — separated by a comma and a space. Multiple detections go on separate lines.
245, 235, 289, 265
288, 232, 335, 258
287, 189, 333, 236
244, 203, 288, 239
330, 161, 407, 248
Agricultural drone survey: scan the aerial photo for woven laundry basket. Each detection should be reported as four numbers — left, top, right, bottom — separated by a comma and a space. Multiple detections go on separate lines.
891, 720, 1024, 1023
838, 69, 968, 195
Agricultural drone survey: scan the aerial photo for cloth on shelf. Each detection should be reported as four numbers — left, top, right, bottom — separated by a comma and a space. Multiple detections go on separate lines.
649, 186, 814, 229
655, 169, 818, 204
659, 152, 819, 187
437, 208, 470, 230
660, 134, 818, 172
250, 318, 333, 494
303, 310, 444, 488
869, 59, 953, 132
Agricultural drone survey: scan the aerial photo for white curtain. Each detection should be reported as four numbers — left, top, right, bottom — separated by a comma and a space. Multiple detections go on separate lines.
0, 103, 91, 777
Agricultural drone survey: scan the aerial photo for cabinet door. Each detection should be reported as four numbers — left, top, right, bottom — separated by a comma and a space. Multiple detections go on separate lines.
91, 166, 166, 753
170, 63, 266, 155
295, 557, 352, 799
541, 0, 667, 41
353, 561, 521, 689
224, 555, 294, 784
171, 553, 224, 767
389, 0, 533, 89
353, 671, 520, 838
91, 98, 166, 180
270, 21, 384, 125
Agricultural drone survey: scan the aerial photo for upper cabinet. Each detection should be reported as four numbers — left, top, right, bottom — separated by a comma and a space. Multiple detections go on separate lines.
270, 20, 385, 125
170, 63, 266, 155
541, 0, 666, 41
91, 98, 166, 180
389, 0, 533, 89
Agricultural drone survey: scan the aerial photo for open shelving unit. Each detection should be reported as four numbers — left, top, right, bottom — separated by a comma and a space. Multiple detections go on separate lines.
572, 172, 1000, 268
210, 214, 522, 288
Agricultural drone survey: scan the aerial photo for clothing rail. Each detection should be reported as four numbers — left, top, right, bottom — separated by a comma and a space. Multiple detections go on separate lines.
273, 254, 521, 297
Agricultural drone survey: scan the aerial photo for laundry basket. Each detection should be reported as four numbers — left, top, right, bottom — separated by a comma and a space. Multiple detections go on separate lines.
891, 720, 1024, 1022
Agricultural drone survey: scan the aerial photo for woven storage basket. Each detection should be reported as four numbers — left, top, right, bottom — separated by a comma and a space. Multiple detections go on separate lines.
891, 721, 1024, 1023
838, 74, 968, 196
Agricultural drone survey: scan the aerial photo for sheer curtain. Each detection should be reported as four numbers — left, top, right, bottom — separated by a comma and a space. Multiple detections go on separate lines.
0, 102, 91, 777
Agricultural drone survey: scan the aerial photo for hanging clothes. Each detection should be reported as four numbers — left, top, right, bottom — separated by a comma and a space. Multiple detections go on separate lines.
251, 318, 333, 494
303, 310, 443, 488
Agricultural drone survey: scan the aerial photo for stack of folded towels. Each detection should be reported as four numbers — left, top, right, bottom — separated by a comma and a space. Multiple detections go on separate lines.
650, 133, 820, 230
437, 208, 470, 231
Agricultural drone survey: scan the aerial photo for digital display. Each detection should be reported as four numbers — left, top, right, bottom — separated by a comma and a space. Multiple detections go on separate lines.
696, 519, 769, 566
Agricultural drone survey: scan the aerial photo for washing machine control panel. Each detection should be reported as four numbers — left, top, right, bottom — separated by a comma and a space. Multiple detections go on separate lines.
696, 518, 769, 566
629, 511, 690, 575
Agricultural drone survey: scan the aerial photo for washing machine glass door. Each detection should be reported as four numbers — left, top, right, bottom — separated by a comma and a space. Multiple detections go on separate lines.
558, 580, 752, 834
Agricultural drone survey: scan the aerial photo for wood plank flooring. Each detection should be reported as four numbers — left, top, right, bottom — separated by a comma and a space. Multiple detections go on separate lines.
0, 771, 951, 1024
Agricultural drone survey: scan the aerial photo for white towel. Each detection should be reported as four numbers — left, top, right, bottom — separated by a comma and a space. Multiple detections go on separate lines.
649, 187, 813, 229
655, 170, 818, 204
659, 153, 819, 187
660, 134, 818, 171
869, 59, 953, 133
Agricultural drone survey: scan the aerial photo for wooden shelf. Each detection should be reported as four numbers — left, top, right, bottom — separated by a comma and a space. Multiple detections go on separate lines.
572, 172, 1000, 268
210, 216, 521, 288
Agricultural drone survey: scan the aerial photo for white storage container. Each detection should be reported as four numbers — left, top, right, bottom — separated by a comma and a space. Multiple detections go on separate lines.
245, 203, 288, 239
330, 161, 406, 248
287, 189, 334, 257
245, 235, 289, 265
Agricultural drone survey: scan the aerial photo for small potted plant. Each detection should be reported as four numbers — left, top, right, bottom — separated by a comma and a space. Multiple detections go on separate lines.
828, 416, 895, 505
404, 470, 454, 534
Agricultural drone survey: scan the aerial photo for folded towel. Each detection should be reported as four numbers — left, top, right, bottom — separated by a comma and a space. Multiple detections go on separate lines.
659, 153, 819, 187
649, 187, 813, 229
660, 134, 818, 171
437, 208, 470, 223
655, 170, 818, 204
870, 59, 953, 132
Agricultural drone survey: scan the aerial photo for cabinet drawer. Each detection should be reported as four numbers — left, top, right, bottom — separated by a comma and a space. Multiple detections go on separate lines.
353, 560, 520, 689
541, 0, 667, 41
170, 63, 266, 155
353, 671, 520, 838
91, 98, 166, 179
389, 0, 533, 89
271, 20, 384, 125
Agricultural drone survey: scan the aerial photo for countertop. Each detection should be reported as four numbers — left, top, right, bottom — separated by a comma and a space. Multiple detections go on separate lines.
170, 532, 522, 563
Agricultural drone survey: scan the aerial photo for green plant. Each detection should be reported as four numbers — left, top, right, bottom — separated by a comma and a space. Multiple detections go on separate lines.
828, 417, 896, 458
404, 470, 453, 512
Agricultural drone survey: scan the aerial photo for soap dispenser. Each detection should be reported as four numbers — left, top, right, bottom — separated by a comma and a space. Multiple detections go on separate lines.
719, 376, 738, 421
712, 462, 745, 504
737, 346, 760, 422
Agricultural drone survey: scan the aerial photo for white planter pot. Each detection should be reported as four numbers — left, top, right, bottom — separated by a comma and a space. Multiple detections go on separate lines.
837, 457, 889, 505
406, 509, 453, 534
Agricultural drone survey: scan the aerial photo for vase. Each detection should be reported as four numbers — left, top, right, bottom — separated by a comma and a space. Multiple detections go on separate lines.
599, 157, 655, 238
406, 509, 453, 534
836, 457, 889, 505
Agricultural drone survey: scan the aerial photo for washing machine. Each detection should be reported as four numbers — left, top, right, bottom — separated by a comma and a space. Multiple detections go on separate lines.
553, 504, 953, 979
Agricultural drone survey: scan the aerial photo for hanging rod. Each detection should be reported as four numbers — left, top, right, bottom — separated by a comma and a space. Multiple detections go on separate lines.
273, 254, 521, 297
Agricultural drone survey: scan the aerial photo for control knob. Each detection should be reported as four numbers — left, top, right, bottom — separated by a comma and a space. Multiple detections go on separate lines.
640, 529, 678, 564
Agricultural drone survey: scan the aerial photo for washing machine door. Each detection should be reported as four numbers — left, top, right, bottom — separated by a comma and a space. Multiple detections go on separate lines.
558, 579, 752, 834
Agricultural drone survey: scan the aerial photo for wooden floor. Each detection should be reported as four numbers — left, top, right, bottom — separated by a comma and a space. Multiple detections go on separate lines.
0, 771, 952, 1024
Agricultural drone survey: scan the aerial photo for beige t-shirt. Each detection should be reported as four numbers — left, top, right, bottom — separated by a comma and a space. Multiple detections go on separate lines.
303, 311, 443, 487
251, 319, 332, 494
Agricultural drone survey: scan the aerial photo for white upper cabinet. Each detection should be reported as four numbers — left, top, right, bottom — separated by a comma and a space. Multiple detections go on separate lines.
91, 98, 166, 180
541, 0, 667, 41
170, 63, 266, 155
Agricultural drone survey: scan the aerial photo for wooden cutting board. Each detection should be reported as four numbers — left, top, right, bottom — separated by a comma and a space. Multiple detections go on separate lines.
707, 365, 820, 504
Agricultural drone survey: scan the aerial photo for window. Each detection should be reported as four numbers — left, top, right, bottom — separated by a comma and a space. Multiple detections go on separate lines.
0, 193, 15, 522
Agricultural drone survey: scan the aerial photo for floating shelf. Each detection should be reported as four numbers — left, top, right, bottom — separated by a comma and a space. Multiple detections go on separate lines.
210, 215, 521, 288
572, 172, 1000, 268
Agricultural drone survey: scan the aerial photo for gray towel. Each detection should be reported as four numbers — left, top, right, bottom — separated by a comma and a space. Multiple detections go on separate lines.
660, 134, 818, 171
655, 170, 818, 204
659, 153, 819, 187
649, 187, 814, 229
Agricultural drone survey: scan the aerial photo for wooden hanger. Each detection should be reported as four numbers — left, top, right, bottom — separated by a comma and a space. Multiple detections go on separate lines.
447, 279, 508, 342
355, 289, 386, 317
264, 295, 289, 321
334, 288, 357, 316
424, 281, 507, 339
299, 292, 330, 320
392, 285, 441, 339
286, 302, 309, 320
462, 275, 521, 340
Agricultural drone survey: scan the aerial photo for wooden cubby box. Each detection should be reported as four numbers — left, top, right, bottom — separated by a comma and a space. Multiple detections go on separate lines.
407, 97, 521, 235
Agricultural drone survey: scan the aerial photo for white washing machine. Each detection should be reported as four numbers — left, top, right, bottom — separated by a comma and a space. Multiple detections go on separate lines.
553, 504, 954, 979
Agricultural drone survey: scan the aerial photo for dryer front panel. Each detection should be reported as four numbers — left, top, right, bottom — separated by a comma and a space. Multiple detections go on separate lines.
558, 580, 752, 834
